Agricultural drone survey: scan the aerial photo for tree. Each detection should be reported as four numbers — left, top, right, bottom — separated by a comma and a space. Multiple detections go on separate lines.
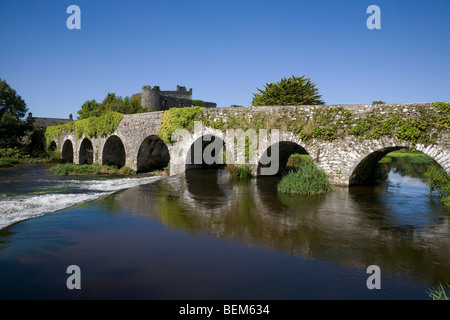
0, 78, 32, 147
77, 93, 146, 119
372, 100, 386, 105
251, 75, 325, 106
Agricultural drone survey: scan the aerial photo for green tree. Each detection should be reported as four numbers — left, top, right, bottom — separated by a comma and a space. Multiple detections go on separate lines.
77, 92, 146, 120
0, 78, 32, 147
192, 99, 205, 107
102, 93, 125, 113
372, 100, 386, 105
129, 94, 145, 114
251, 75, 325, 106
77, 99, 103, 119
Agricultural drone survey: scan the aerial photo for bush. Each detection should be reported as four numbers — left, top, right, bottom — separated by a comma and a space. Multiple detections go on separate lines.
0, 147, 28, 158
278, 162, 331, 195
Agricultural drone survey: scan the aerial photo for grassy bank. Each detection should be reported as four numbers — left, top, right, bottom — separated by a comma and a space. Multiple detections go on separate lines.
0, 156, 58, 168
0, 147, 62, 168
379, 150, 434, 164
51, 163, 135, 176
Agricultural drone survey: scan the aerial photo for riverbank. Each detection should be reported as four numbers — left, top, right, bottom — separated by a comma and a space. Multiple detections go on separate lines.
0, 156, 54, 168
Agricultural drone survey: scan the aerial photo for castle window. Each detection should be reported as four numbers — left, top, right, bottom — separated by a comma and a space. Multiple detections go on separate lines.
163, 99, 167, 107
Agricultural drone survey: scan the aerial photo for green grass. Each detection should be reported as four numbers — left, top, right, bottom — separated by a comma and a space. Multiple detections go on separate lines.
378, 150, 434, 164
0, 158, 22, 168
427, 283, 450, 300
0, 156, 59, 168
51, 163, 135, 176
278, 162, 331, 195
286, 154, 313, 170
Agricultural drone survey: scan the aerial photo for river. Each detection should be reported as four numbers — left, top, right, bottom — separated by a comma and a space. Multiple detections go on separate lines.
0, 161, 449, 299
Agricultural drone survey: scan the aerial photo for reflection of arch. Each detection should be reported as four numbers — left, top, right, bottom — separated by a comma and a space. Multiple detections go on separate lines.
102, 135, 125, 168
349, 147, 436, 186
137, 135, 170, 173
185, 169, 228, 203
79, 138, 94, 164
48, 141, 57, 152
186, 135, 225, 170
62, 140, 74, 163
257, 141, 309, 175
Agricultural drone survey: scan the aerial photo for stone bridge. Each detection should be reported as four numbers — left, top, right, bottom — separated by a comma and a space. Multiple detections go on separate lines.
51, 103, 450, 186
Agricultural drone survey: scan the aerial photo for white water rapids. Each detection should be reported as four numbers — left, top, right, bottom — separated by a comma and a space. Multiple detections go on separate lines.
0, 175, 162, 230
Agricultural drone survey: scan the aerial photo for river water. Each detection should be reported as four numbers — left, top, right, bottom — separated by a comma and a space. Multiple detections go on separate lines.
0, 161, 449, 299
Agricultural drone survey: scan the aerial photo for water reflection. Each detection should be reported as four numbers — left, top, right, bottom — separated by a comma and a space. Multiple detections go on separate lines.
113, 161, 450, 285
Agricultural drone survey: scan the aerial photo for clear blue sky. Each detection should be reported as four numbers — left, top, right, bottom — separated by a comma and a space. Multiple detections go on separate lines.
0, 0, 449, 118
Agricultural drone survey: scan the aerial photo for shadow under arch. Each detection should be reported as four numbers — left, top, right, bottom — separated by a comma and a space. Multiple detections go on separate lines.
79, 138, 94, 164
185, 134, 226, 171
349, 147, 440, 186
102, 135, 125, 168
137, 135, 170, 173
257, 141, 309, 176
48, 141, 57, 152
61, 140, 73, 163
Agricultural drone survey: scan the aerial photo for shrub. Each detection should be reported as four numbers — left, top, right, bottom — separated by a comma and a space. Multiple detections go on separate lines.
278, 162, 331, 195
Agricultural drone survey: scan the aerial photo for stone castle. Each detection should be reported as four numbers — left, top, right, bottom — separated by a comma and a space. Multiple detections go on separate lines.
140, 85, 216, 111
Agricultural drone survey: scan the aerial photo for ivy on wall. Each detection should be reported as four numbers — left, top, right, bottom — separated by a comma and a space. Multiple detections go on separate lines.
44, 112, 124, 146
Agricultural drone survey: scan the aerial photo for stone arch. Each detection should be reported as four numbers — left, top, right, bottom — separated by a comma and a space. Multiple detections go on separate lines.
79, 138, 94, 165
48, 140, 57, 152
137, 135, 170, 173
347, 146, 445, 186
102, 135, 126, 168
257, 141, 310, 176
416, 144, 450, 175
62, 139, 74, 163
186, 134, 226, 170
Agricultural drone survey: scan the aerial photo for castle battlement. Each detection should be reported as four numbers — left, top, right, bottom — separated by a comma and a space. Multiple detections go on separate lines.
140, 84, 215, 111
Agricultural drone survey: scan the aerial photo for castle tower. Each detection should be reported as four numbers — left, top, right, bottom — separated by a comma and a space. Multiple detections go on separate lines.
141, 85, 160, 111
